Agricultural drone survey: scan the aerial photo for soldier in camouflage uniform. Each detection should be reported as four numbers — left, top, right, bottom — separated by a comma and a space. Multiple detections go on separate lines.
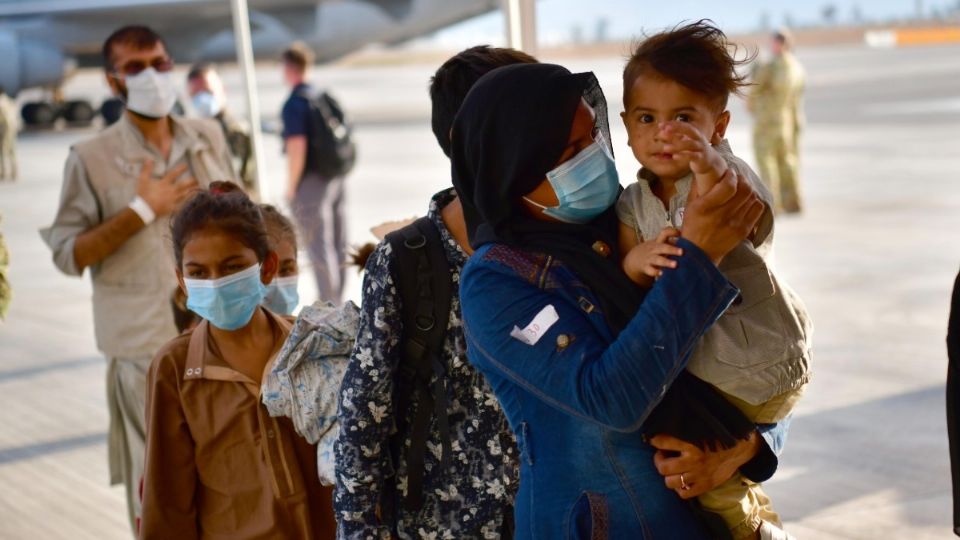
748, 29, 805, 214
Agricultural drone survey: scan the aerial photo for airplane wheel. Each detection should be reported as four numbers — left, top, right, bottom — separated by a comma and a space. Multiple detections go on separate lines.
22, 102, 57, 128
64, 100, 95, 126
100, 98, 124, 126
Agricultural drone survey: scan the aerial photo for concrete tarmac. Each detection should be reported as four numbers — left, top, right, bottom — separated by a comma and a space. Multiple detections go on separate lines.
0, 42, 959, 538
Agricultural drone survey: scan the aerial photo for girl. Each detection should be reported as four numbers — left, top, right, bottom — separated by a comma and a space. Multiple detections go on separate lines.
169, 201, 301, 331
139, 182, 335, 539
260, 203, 301, 316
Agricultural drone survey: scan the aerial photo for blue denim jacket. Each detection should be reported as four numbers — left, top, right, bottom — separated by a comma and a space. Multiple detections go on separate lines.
461, 238, 768, 539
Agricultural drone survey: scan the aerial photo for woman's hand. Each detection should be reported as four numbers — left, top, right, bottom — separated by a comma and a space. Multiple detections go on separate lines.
649, 432, 761, 499
680, 168, 764, 265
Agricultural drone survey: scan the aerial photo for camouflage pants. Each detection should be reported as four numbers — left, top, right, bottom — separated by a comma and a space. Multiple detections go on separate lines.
754, 130, 802, 214
0, 226, 10, 320
0, 133, 16, 180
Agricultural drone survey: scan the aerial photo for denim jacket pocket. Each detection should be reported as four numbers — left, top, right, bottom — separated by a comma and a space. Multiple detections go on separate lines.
566, 491, 609, 540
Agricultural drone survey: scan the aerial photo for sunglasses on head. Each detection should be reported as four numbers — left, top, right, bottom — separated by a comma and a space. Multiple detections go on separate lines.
112, 56, 174, 77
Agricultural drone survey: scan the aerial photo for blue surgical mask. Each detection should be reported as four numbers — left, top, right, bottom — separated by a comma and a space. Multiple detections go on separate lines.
191, 90, 222, 118
263, 275, 300, 315
523, 132, 620, 224
184, 263, 267, 330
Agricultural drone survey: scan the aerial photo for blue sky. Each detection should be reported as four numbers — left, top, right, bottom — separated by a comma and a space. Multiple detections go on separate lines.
431, 0, 960, 47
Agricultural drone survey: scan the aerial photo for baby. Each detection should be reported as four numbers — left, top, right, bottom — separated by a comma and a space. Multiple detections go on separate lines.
617, 21, 812, 540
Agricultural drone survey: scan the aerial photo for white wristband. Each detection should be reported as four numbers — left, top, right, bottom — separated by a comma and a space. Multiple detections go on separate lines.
128, 195, 157, 225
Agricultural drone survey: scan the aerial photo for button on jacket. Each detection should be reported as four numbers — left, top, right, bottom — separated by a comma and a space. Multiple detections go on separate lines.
140, 309, 335, 539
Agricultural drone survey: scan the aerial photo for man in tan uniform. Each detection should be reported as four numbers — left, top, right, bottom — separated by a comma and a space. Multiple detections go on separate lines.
40, 26, 236, 534
748, 29, 805, 214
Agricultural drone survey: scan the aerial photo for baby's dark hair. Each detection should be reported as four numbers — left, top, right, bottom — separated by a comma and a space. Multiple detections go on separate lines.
171, 181, 269, 268
259, 204, 298, 255
623, 20, 752, 111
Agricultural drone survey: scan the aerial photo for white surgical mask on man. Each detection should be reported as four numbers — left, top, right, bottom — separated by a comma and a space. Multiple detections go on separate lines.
124, 67, 178, 118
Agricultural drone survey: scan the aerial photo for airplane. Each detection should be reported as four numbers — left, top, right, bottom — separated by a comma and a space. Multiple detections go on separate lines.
0, 0, 500, 128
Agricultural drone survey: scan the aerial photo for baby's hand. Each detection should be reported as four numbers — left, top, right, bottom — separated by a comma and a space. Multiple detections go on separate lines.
622, 227, 683, 287
658, 121, 728, 197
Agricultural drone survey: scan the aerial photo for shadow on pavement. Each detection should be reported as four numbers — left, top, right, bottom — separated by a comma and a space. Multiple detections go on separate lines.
0, 432, 105, 465
773, 384, 948, 526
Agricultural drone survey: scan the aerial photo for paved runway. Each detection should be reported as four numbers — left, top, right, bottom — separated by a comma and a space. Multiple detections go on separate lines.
1, 42, 959, 538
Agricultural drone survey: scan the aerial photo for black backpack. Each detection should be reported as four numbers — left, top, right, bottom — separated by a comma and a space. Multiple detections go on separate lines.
381, 217, 515, 537
381, 217, 453, 526
299, 88, 357, 179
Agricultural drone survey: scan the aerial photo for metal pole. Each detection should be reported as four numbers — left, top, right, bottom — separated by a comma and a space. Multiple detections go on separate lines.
502, 0, 537, 55
230, 0, 267, 202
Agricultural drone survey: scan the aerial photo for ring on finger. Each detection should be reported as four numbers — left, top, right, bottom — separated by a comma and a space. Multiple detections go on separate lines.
680, 473, 690, 491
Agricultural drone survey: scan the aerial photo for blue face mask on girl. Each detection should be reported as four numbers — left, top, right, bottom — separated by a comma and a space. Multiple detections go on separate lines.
184, 263, 267, 330
524, 131, 620, 224
263, 275, 300, 316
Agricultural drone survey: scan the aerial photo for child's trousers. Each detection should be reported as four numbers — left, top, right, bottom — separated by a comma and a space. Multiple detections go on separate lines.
700, 386, 805, 539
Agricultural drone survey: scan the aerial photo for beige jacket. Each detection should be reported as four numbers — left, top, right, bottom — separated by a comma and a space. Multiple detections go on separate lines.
40, 114, 236, 358
616, 141, 812, 405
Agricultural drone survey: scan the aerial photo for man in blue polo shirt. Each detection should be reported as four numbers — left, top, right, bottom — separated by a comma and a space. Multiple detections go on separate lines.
281, 41, 347, 303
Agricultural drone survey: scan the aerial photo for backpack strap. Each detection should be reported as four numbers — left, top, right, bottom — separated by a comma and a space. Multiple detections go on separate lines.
320, 91, 347, 125
383, 216, 453, 517
298, 87, 344, 133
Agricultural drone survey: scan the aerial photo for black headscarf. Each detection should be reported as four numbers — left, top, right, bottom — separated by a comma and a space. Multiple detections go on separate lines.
450, 63, 756, 463
451, 63, 642, 333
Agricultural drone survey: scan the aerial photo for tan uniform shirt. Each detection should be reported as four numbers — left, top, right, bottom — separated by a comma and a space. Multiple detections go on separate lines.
40, 114, 236, 358
140, 309, 336, 540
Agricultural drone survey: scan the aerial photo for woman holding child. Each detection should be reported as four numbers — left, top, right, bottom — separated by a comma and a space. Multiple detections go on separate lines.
452, 58, 781, 538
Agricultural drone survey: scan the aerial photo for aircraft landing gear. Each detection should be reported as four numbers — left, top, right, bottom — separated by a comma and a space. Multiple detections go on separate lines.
21, 102, 57, 128
63, 100, 95, 126
21, 99, 97, 129
99, 98, 124, 126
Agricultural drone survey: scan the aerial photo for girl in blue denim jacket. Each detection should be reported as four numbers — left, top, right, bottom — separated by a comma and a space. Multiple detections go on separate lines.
452, 63, 777, 539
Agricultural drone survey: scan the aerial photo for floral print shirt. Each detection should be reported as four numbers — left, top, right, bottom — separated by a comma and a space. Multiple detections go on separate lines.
334, 189, 519, 540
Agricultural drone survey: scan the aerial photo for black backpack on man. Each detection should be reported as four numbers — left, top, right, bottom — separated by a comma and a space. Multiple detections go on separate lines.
299, 88, 357, 179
